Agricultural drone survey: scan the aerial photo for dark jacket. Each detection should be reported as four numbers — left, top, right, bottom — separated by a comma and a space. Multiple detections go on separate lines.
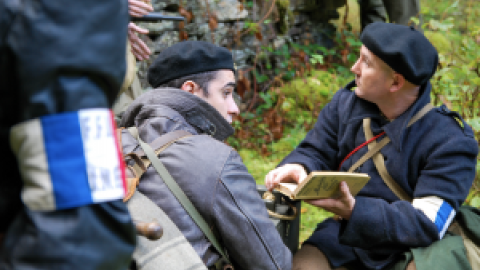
279, 80, 478, 269
0, 0, 135, 269
120, 88, 292, 270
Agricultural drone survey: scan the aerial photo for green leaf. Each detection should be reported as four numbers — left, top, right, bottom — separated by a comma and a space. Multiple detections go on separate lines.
257, 74, 268, 83
310, 54, 324, 65
449, 0, 459, 9
282, 70, 295, 81
470, 196, 480, 208
410, 17, 420, 26
429, 19, 454, 31
253, 70, 269, 83
465, 118, 480, 132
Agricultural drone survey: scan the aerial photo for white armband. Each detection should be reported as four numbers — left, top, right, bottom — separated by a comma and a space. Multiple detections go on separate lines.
412, 196, 456, 239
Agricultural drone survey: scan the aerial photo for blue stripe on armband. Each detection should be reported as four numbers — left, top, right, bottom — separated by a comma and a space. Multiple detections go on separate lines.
435, 201, 455, 238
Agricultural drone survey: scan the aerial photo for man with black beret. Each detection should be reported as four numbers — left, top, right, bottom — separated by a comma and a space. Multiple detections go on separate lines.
119, 40, 292, 270
266, 22, 478, 270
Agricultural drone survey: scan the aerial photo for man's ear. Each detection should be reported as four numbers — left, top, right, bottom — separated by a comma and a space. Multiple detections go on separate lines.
389, 73, 405, 93
180, 80, 198, 94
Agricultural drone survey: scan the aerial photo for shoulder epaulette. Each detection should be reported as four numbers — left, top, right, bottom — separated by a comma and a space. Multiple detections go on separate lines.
437, 105, 475, 137
438, 105, 463, 128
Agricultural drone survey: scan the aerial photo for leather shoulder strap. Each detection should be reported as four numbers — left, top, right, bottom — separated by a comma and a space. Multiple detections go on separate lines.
123, 128, 192, 202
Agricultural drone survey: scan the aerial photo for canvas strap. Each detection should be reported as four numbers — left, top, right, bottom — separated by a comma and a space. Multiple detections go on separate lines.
127, 127, 232, 265
348, 103, 434, 202
362, 118, 412, 202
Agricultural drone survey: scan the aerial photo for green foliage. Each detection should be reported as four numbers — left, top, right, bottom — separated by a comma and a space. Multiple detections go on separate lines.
422, 0, 480, 205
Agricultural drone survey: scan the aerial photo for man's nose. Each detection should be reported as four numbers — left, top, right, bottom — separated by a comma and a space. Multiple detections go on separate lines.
351, 59, 361, 74
229, 98, 240, 116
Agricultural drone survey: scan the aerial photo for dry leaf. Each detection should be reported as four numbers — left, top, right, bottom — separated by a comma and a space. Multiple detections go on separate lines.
298, 51, 306, 62
208, 15, 218, 30
341, 49, 349, 64
261, 144, 269, 156
178, 6, 193, 23
255, 31, 263, 41
236, 71, 250, 98
179, 31, 188, 41
186, 10, 194, 23
306, 62, 312, 73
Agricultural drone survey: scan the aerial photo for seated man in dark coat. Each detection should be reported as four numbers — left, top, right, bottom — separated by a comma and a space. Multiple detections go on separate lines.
265, 22, 478, 270
119, 41, 292, 270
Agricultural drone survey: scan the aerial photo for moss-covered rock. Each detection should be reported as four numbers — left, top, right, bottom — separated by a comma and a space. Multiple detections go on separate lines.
275, 0, 293, 35
278, 70, 339, 110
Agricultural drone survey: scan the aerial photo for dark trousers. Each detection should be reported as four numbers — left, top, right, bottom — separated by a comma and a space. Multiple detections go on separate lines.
0, 0, 136, 269
358, 0, 421, 30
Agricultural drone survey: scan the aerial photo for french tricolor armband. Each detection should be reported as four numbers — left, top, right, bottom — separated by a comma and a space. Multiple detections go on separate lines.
412, 196, 456, 239
10, 109, 126, 211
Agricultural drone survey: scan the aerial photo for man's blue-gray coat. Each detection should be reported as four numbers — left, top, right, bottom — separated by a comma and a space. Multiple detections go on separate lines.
279, 80, 478, 269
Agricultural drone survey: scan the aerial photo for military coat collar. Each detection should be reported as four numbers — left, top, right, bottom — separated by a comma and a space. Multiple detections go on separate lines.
119, 87, 234, 141
342, 80, 433, 151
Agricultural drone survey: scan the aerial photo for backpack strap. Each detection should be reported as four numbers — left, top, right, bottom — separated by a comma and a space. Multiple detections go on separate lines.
128, 128, 232, 266
356, 103, 434, 201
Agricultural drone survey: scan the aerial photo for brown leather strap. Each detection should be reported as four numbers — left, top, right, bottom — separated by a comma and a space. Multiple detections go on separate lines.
122, 128, 192, 202
123, 153, 147, 201
358, 103, 434, 201
116, 127, 124, 153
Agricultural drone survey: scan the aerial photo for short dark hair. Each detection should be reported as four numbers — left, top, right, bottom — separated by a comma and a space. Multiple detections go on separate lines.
158, 70, 218, 97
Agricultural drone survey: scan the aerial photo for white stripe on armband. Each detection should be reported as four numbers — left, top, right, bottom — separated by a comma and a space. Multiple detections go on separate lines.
412, 196, 456, 239
10, 109, 126, 211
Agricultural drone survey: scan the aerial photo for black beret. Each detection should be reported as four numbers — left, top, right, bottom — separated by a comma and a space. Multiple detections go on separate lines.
360, 22, 438, 86
148, 41, 234, 88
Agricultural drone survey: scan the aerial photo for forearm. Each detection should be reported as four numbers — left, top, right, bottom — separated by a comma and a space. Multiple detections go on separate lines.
339, 197, 439, 249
